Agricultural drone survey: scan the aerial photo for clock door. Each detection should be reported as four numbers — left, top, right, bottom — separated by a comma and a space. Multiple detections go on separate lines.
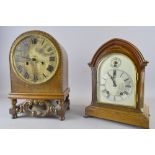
97, 53, 137, 108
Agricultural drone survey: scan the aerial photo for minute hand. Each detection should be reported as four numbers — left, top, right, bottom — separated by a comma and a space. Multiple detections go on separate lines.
16, 55, 31, 60
113, 70, 117, 87
108, 72, 117, 87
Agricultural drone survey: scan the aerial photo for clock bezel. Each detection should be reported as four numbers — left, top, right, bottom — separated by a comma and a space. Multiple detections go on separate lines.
10, 30, 60, 85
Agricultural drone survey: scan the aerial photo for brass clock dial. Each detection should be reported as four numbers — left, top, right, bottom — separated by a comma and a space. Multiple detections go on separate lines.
11, 34, 59, 84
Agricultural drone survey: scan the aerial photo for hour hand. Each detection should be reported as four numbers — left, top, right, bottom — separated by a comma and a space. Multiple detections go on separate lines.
113, 70, 117, 87
108, 72, 117, 87
113, 70, 116, 78
113, 80, 117, 87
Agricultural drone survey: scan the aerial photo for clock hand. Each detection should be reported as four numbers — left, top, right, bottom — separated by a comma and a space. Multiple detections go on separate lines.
16, 55, 41, 64
111, 78, 117, 87
113, 69, 116, 78
113, 70, 117, 87
108, 72, 117, 87
16, 55, 31, 60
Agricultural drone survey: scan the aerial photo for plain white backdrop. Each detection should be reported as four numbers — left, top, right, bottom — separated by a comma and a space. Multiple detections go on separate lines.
0, 1, 155, 155
0, 26, 154, 128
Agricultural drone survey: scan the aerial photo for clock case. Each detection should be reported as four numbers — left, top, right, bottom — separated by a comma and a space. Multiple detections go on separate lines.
85, 38, 150, 128
9, 30, 70, 120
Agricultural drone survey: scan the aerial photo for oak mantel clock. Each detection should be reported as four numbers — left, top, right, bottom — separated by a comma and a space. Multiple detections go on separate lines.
9, 30, 70, 120
85, 38, 150, 128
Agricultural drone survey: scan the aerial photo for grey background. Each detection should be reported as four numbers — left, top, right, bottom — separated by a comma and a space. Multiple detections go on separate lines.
0, 26, 154, 128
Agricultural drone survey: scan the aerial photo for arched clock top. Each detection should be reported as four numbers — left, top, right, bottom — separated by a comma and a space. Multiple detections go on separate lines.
85, 38, 149, 128
88, 38, 148, 69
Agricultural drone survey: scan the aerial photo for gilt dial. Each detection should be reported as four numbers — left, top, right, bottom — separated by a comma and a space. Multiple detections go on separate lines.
11, 34, 59, 84
101, 69, 133, 102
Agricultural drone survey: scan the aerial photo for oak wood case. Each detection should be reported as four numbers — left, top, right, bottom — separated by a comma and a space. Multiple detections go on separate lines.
9, 30, 70, 120
85, 38, 149, 128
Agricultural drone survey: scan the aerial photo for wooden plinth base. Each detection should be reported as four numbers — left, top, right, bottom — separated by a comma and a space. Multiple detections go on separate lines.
85, 104, 149, 128
9, 95, 70, 121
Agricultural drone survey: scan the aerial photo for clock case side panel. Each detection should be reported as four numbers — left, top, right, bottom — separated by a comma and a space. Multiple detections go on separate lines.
60, 45, 69, 92
88, 38, 148, 111
9, 30, 69, 99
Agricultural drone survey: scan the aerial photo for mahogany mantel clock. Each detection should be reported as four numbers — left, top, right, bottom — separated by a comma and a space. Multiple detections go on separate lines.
9, 30, 70, 120
85, 38, 150, 128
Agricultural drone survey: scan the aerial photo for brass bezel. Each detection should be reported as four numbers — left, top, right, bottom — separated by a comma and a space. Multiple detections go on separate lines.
10, 30, 60, 85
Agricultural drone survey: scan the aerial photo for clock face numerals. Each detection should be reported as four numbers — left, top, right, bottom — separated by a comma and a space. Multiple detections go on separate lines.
97, 53, 137, 107
100, 69, 133, 102
12, 34, 59, 84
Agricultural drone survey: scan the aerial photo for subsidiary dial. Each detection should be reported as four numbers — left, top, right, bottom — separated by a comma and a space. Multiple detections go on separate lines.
111, 57, 121, 68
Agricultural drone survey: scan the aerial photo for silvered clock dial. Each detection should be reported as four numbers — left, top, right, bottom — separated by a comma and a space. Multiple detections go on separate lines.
97, 53, 136, 107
